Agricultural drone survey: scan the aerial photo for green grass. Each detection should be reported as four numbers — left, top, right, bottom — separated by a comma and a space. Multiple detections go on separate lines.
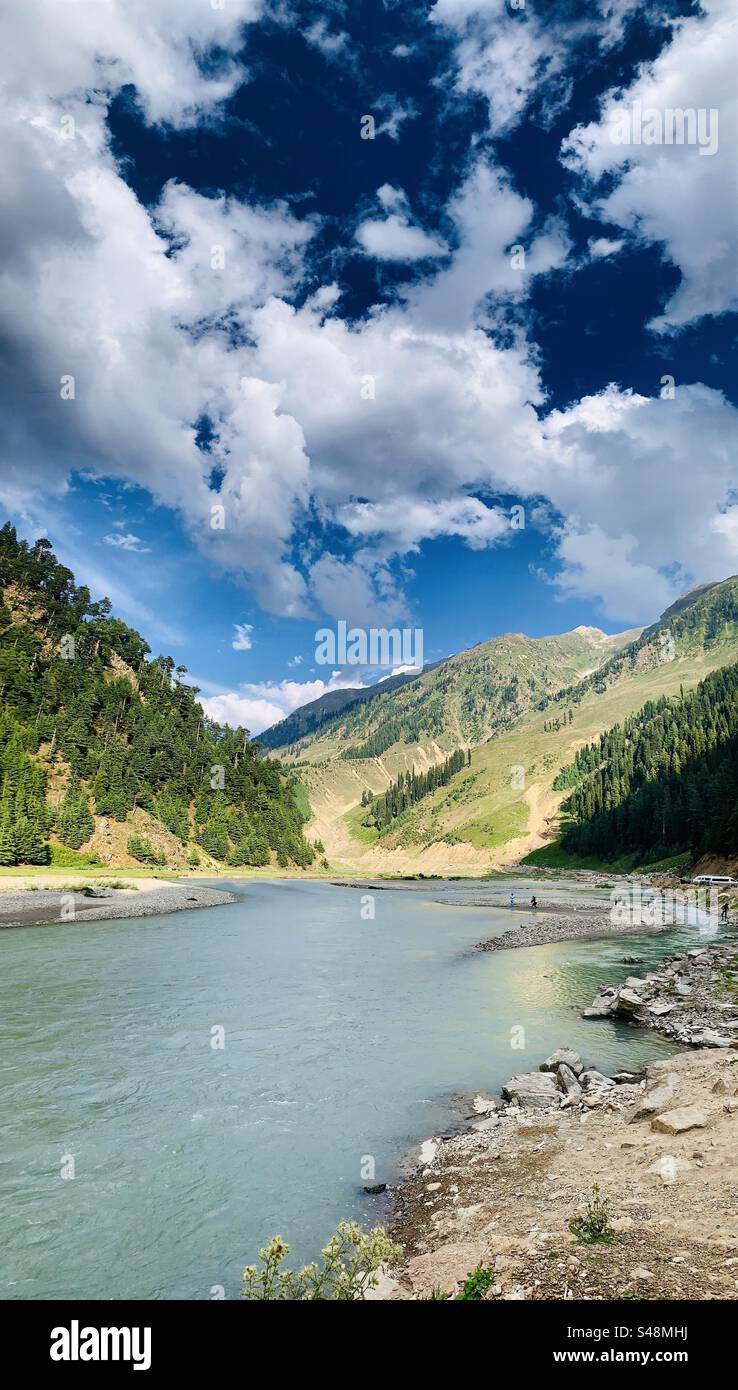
522, 840, 693, 875
342, 803, 379, 845
49, 843, 102, 868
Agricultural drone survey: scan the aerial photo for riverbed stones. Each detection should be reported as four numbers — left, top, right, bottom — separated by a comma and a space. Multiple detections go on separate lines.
651, 1105, 708, 1135
555, 1063, 582, 1099
540, 1048, 584, 1075
501, 1071, 559, 1110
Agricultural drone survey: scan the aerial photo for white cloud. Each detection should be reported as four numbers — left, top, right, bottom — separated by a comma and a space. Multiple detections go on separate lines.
200, 670, 363, 735
304, 20, 349, 58
232, 623, 254, 651
338, 496, 510, 552
103, 532, 151, 553
588, 237, 624, 259
429, 0, 563, 137
537, 383, 738, 621
2, 0, 263, 128
355, 191, 447, 261
562, 0, 738, 329
2, 0, 737, 637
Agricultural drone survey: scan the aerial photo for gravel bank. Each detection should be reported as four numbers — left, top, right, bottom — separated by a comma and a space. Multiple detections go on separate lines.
475, 900, 679, 951
0, 882, 239, 929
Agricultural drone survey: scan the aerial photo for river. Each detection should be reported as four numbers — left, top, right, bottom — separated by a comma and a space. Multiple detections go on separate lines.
0, 876, 713, 1299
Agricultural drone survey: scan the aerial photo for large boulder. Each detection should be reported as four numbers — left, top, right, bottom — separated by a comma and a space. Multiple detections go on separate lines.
651, 1106, 708, 1135
540, 1048, 583, 1075
502, 1071, 559, 1111
582, 992, 617, 1019
580, 1068, 615, 1090
628, 1073, 680, 1123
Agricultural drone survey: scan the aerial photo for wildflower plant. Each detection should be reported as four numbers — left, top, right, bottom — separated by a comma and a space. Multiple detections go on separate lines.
242, 1222, 402, 1300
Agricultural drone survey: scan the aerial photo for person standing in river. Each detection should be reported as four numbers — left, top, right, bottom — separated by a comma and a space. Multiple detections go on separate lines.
531, 895, 537, 910
510, 892, 515, 909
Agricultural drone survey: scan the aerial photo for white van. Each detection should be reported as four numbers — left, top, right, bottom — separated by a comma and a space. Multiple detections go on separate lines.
692, 874, 737, 885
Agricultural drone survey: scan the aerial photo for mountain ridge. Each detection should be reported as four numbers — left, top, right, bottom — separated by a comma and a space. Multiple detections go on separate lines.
288, 577, 738, 873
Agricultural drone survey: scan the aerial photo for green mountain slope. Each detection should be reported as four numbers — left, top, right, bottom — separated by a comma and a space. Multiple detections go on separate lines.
258, 663, 430, 752
0, 524, 313, 870
290, 578, 738, 873
276, 626, 639, 763
557, 661, 738, 865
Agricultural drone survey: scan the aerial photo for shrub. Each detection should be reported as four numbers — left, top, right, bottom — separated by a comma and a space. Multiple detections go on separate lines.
569, 1184, 615, 1244
242, 1222, 401, 1301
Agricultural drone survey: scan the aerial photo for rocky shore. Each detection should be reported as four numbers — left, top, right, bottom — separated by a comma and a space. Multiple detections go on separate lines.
0, 881, 239, 928
381, 1041, 738, 1300
582, 941, 738, 1047
377, 940, 738, 1300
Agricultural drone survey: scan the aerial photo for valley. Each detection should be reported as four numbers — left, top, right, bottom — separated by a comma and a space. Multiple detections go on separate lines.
270, 581, 738, 876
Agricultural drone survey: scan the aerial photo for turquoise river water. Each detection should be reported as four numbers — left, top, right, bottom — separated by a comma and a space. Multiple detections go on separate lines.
0, 876, 718, 1299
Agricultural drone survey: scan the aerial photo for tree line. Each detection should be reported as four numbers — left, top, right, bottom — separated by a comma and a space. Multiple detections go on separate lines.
362, 749, 467, 832
558, 662, 738, 862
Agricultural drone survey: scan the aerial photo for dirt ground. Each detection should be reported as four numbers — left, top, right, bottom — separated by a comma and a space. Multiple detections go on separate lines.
386, 1048, 738, 1300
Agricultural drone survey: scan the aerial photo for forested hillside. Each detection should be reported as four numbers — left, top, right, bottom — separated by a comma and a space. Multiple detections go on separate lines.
292, 574, 738, 873
0, 525, 313, 869
558, 663, 738, 863
272, 627, 637, 764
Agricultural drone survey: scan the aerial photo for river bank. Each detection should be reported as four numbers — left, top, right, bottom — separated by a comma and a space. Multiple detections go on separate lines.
475, 901, 679, 951
380, 940, 738, 1300
0, 878, 238, 928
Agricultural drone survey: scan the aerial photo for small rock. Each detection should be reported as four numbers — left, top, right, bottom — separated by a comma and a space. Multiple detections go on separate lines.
363, 1183, 387, 1195
580, 1068, 615, 1090
652, 1105, 708, 1135
631, 1267, 654, 1281
614, 988, 645, 1017
690, 1029, 731, 1048
556, 1063, 583, 1097
629, 1075, 679, 1122
646, 1155, 682, 1184
582, 993, 616, 1019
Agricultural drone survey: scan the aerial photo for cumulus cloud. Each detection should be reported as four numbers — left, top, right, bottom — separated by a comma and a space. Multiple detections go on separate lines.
337, 496, 511, 553
200, 670, 364, 735
2, 0, 737, 637
562, 0, 738, 329
355, 215, 447, 261
538, 383, 738, 620
588, 237, 624, 259
304, 19, 349, 58
0, 1, 316, 616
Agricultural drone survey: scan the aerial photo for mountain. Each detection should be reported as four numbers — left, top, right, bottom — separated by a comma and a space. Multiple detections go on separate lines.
285, 577, 738, 873
269, 626, 640, 761
0, 524, 314, 870
257, 663, 431, 751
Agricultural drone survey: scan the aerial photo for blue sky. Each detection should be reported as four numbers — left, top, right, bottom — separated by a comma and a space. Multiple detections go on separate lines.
1, 0, 736, 732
